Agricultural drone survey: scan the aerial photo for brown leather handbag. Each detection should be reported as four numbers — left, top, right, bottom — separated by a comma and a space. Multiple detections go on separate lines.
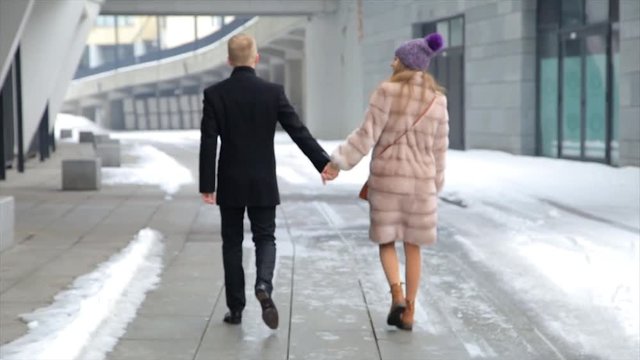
359, 95, 438, 200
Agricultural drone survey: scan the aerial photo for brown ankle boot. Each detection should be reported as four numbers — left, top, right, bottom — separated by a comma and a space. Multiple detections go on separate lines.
386, 283, 406, 327
398, 299, 415, 331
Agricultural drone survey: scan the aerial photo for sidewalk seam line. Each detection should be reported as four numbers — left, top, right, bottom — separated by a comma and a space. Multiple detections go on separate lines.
313, 201, 383, 360
281, 206, 296, 360
359, 279, 383, 360
192, 285, 225, 360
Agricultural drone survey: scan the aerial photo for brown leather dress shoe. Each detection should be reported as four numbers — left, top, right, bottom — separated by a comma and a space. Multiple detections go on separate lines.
256, 288, 278, 329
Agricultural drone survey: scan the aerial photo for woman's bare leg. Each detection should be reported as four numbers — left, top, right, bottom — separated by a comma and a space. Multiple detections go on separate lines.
379, 242, 401, 285
403, 242, 421, 302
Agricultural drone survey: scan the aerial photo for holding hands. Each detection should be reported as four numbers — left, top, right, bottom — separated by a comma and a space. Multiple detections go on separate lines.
321, 162, 340, 184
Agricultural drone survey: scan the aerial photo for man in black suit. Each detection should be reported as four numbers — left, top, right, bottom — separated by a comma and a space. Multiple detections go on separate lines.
199, 34, 338, 329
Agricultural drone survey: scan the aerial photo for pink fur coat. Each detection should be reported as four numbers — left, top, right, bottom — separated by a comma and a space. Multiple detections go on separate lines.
331, 73, 449, 246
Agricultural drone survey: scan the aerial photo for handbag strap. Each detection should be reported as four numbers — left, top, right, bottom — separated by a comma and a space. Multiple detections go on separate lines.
377, 94, 438, 157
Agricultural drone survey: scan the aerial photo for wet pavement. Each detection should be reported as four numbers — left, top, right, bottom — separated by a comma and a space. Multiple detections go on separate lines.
0, 135, 635, 360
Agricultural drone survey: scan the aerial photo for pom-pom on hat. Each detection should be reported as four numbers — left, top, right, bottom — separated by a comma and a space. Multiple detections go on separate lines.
394, 33, 445, 71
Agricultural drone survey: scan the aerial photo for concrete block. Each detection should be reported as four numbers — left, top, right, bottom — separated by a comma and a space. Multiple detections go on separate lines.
0, 196, 15, 252
60, 129, 73, 139
95, 142, 121, 167
93, 134, 110, 145
62, 158, 101, 191
79, 131, 94, 143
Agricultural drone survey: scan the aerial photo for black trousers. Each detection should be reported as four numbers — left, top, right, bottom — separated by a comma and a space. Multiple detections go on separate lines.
220, 206, 276, 312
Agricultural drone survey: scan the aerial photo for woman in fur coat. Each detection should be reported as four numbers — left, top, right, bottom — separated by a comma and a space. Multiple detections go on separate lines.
327, 33, 449, 330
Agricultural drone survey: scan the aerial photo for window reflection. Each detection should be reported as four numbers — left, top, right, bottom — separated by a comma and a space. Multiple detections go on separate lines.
160, 16, 196, 50
197, 16, 223, 39
116, 16, 160, 66
75, 15, 249, 78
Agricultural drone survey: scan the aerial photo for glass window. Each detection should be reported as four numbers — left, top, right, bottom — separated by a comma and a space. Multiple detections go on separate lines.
585, 0, 609, 24
117, 16, 134, 27
538, 0, 560, 28
611, 29, 620, 164
95, 15, 116, 28
197, 16, 222, 39
436, 21, 449, 47
562, 0, 584, 27
539, 32, 560, 157
561, 37, 582, 157
584, 34, 607, 159
421, 22, 436, 36
224, 16, 236, 25
610, 0, 619, 22
160, 16, 196, 50
85, 20, 117, 69
115, 16, 160, 63
450, 17, 464, 47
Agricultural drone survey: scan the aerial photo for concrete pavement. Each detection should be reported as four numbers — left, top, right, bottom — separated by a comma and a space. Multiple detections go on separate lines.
0, 136, 609, 359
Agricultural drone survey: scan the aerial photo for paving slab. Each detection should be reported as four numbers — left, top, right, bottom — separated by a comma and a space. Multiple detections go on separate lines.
195, 230, 293, 360
0, 319, 27, 346
0, 246, 64, 281
107, 338, 201, 360
122, 315, 210, 340
0, 274, 75, 303
2, 136, 621, 359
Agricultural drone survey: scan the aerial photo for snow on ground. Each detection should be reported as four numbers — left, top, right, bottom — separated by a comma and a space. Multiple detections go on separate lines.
280, 134, 640, 356
48, 120, 639, 356
0, 229, 164, 360
102, 144, 193, 199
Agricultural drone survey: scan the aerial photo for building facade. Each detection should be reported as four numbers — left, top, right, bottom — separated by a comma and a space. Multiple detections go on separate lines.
358, 0, 639, 166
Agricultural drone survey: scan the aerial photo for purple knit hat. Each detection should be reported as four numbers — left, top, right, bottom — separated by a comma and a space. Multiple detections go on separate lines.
394, 33, 445, 71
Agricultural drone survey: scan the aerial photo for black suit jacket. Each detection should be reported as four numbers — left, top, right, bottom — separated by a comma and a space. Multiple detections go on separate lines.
199, 66, 330, 207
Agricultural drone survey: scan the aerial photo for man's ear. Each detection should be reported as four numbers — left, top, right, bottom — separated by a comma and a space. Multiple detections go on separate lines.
255, 53, 260, 66
227, 57, 233, 67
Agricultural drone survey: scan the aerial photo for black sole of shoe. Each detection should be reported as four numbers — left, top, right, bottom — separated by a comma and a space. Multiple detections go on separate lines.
223, 313, 242, 325
386, 304, 406, 327
256, 291, 279, 329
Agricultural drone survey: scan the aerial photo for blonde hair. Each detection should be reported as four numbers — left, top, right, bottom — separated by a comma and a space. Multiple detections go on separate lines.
228, 33, 257, 66
389, 60, 445, 106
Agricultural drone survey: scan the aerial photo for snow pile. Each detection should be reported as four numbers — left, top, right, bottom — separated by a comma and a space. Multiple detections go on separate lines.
111, 130, 200, 146
520, 237, 639, 336
443, 150, 640, 229
54, 113, 107, 142
102, 144, 193, 199
0, 228, 164, 360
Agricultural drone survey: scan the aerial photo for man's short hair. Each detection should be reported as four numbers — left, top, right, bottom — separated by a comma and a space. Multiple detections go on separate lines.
228, 34, 257, 66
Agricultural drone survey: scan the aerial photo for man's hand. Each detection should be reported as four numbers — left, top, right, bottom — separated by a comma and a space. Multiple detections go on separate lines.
201, 193, 216, 205
321, 162, 340, 184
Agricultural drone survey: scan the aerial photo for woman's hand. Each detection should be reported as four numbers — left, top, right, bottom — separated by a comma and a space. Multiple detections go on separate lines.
321, 162, 340, 184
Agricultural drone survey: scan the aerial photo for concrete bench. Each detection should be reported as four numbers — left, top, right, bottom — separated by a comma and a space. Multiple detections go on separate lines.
79, 131, 94, 143
0, 196, 15, 252
62, 158, 101, 191
93, 134, 110, 146
60, 129, 73, 139
95, 140, 121, 167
